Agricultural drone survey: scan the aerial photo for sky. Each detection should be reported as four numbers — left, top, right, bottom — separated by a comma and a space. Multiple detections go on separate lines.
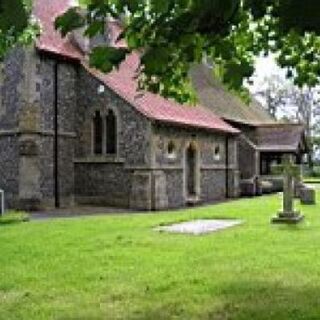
247, 55, 295, 120
248, 55, 287, 96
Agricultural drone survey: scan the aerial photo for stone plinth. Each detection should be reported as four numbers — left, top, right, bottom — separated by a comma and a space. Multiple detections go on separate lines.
272, 211, 304, 224
261, 180, 273, 194
300, 187, 316, 205
129, 170, 168, 211
156, 219, 243, 235
240, 179, 257, 197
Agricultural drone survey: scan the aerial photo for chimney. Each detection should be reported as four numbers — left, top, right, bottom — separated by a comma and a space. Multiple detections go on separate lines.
70, 8, 109, 54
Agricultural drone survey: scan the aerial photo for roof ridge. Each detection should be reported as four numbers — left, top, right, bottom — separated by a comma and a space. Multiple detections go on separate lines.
33, 0, 240, 135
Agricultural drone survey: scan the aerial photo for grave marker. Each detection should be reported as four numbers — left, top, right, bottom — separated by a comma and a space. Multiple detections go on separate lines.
271, 155, 304, 224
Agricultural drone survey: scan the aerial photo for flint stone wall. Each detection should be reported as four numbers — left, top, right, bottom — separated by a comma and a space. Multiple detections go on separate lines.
73, 68, 152, 207
152, 124, 238, 206
0, 47, 240, 211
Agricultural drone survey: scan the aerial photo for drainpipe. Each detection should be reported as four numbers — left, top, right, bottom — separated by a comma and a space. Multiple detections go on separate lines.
225, 136, 229, 198
53, 62, 60, 208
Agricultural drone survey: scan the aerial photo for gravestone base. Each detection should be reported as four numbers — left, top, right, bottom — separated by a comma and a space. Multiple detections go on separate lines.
155, 219, 243, 235
271, 211, 304, 224
300, 187, 316, 205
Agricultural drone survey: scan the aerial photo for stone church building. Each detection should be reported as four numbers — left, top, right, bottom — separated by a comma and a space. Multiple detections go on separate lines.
0, 0, 307, 210
0, 0, 242, 210
191, 64, 308, 193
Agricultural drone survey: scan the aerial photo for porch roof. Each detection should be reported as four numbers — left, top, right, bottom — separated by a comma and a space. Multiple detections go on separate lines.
254, 124, 307, 153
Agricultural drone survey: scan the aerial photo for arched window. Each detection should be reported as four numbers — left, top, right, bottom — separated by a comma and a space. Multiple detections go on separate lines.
167, 140, 177, 159
106, 109, 117, 154
93, 110, 102, 154
214, 144, 221, 161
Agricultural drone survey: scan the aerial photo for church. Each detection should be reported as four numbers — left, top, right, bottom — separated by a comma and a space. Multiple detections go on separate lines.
191, 64, 308, 194
0, 0, 306, 210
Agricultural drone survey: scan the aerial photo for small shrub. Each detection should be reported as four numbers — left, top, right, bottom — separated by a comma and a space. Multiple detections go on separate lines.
0, 211, 30, 225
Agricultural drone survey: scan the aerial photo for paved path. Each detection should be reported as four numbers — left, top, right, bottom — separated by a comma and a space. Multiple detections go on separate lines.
30, 206, 137, 220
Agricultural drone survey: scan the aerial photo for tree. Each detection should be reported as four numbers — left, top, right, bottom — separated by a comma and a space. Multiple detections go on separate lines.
4, 1, 320, 105
254, 75, 320, 168
0, 0, 38, 60
54, 0, 320, 104
254, 75, 289, 119
287, 86, 319, 169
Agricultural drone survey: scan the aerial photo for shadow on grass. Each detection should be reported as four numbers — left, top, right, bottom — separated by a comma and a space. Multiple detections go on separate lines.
0, 212, 29, 226
117, 280, 320, 320
206, 280, 320, 320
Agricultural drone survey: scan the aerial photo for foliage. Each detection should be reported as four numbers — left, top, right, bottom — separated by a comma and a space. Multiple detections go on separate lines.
303, 166, 320, 179
0, 0, 39, 60
55, 0, 320, 104
0, 194, 320, 319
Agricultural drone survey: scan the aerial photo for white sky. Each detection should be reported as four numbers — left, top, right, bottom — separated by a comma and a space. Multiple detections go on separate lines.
249, 55, 287, 94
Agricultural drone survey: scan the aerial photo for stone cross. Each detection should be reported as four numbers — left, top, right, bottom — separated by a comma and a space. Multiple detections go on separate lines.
271, 154, 304, 224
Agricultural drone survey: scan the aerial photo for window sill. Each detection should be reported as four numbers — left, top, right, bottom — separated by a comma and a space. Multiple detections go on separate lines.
166, 154, 178, 162
74, 156, 125, 164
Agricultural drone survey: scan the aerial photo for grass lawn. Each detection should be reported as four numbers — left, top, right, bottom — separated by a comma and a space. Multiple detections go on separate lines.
1, 194, 320, 320
303, 177, 320, 184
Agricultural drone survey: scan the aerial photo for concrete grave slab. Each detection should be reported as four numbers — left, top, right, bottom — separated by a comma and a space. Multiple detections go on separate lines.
156, 219, 243, 235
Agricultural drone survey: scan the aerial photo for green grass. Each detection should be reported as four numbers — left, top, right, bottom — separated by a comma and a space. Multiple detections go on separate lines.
0, 211, 29, 225
303, 177, 320, 183
0, 194, 320, 319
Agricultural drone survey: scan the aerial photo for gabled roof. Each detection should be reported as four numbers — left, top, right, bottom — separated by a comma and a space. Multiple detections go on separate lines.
33, 0, 239, 135
190, 63, 308, 153
253, 123, 307, 152
34, 0, 82, 60
190, 64, 276, 125
83, 56, 239, 133
240, 123, 307, 153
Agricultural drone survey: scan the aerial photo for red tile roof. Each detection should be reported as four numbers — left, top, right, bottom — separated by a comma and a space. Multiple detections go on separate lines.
33, 0, 239, 134
34, 0, 82, 60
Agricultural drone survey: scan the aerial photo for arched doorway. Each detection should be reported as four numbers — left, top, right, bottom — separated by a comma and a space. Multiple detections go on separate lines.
185, 143, 198, 197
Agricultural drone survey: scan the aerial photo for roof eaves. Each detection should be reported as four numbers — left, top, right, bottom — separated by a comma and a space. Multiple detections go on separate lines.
154, 119, 240, 135
256, 145, 298, 152
36, 45, 81, 63
83, 63, 239, 135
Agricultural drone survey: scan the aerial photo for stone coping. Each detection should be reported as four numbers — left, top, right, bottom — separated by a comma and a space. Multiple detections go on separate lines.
0, 129, 76, 138
74, 157, 125, 164
155, 219, 243, 235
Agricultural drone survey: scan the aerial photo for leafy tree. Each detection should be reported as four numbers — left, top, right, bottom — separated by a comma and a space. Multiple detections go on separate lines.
254, 75, 320, 168
254, 75, 289, 119
0, 0, 38, 59
55, 0, 320, 104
